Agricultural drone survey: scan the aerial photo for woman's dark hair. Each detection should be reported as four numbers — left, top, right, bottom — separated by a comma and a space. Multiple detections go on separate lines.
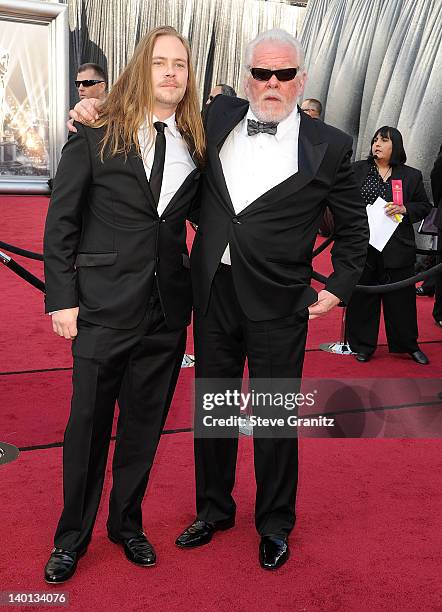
368, 126, 407, 166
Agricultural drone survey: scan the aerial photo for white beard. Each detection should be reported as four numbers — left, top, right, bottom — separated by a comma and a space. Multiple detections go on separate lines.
249, 98, 296, 123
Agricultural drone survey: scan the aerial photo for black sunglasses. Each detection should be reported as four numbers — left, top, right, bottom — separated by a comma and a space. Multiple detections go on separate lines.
250, 67, 298, 82
75, 79, 105, 88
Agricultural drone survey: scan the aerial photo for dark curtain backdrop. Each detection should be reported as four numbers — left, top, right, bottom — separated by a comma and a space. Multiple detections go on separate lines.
67, 0, 306, 107
66, 0, 441, 205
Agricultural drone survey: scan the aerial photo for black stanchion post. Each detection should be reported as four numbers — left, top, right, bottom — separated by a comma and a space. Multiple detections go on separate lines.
0, 442, 20, 466
0, 250, 11, 264
319, 305, 355, 355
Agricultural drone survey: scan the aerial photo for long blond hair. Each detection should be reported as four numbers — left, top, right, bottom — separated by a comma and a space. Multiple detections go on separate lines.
96, 26, 205, 163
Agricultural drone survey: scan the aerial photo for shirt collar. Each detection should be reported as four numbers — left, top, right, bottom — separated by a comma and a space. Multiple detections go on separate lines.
139, 113, 179, 139
153, 113, 179, 138
243, 105, 299, 141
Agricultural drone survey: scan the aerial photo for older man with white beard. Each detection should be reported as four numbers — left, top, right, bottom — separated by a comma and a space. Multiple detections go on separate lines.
175, 28, 369, 570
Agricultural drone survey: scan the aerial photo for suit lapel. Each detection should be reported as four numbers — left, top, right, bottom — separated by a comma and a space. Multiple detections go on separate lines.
127, 146, 158, 213
213, 100, 250, 150
209, 99, 250, 214
90, 126, 157, 211
283, 110, 328, 195
391, 165, 407, 183
208, 144, 235, 213
161, 168, 199, 216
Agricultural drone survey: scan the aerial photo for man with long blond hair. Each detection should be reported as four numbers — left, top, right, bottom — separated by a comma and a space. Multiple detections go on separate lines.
43, 26, 204, 583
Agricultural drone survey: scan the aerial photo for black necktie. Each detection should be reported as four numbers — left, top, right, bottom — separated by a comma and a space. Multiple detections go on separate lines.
247, 119, 278, 136
149, 121, 167, 206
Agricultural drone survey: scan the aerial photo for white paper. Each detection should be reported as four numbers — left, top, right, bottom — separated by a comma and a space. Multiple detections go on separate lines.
366, 197, 402, 252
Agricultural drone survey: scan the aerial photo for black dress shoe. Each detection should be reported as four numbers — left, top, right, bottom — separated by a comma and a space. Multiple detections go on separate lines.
355, 353, 372, 362
416, 287, 435, 297
108, 533, 156, 566
409, 350, 429, 365
175, 517, 235, 548
259, 536, 289, 570
44, 547, 86, 584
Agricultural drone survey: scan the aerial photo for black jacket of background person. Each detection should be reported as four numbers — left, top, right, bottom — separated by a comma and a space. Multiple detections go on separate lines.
352, 160, 432, 269
431, 144, 442, 229
190, 95, 369, 321
44, 122, 200, 330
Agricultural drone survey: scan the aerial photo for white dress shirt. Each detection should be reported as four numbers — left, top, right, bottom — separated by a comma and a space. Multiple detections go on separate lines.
219, 106, 301, 265
138, 113, 196, 216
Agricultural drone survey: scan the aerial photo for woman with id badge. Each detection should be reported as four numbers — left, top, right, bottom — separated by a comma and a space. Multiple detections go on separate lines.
346, 126, 432, 364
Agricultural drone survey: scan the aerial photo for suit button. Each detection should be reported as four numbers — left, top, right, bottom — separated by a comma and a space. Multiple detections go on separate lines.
232, 217, 241, 224
161, 219, 166, 223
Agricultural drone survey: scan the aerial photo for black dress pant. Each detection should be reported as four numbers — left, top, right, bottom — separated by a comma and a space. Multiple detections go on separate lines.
193, 264, 309, 537
54, 289, 186, 552
346, 247, 419, 355
433, 229, 442, 321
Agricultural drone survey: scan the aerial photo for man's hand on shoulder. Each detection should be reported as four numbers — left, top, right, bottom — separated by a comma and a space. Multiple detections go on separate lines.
67, 98, 102, 133
308, 290, 340, 320
51, 307, 79, 339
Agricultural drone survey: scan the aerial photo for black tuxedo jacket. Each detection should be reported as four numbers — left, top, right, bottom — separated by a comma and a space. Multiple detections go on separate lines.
352, 160, 431, 268
431, 144, 442, 229
191, 96, 369, 321
44, 123, 199, 330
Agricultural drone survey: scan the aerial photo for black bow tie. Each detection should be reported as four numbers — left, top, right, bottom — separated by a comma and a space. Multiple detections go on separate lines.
247, 119, 278, 136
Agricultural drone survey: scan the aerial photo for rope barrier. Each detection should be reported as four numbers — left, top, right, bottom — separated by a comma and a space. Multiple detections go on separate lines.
5, 233, 430, 264
0, 240, 43, 261
313, 235, 436, 260
312, 262, 442, 294
0, 251, 45, 293
312, 235, 334, 257
0, 234, 440, 297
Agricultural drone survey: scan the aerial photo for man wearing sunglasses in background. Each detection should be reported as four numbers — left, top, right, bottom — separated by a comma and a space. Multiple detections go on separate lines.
75, 62, 107, 101
63, 64, 107, 137
175, 28, 369, 570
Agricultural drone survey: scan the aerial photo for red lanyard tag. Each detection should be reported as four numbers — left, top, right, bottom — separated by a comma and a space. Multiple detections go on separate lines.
391, 180, 403, 206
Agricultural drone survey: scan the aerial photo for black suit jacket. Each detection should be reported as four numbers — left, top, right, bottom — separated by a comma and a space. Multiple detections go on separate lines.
44, 123, 199, 330
352, 160, 432, 268
430, 144, 442, 229
191, 96, 369, 321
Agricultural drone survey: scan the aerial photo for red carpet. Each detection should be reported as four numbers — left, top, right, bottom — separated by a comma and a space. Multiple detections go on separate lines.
1, 437, 441, 611
1, 196, 441, 610
1, 368, 194, 448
